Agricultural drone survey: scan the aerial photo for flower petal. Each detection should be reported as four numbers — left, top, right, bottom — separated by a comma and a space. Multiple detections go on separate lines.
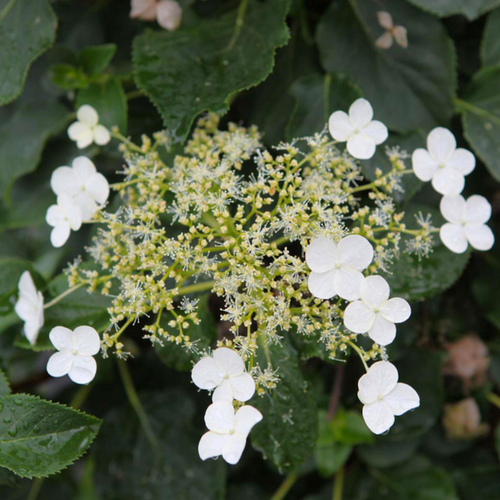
362, 120, 388, 145
343, 301, 375, 334
328, 111, 353, 142
440, 223, 468, 254
93, 125, 111, 146
77, 105, 99, 127
447, 148, 475, 176
334, 267, 364, 301
375, 31, 393, 50
73, 326, 101, 356
49, 326, 74, 351
465, 195, 491, 225
359, 275, 390, 309
230, 373, 255, 402
72, 156, 97, 182
347, 133, 376, 160
358, 361, 399, 402
368, 314, 396, 346
24, 319, 42, 346
46, 204, 65, 227
337, 235, 374, 271
362, 401, 395, 435
349, 98, 373, 129
212, 379, 234, 402
306, 237, 338, 273
192, 357, 223, 390
213, 347, 245, 376
384, 383, 420, 416
431, 167, 465, 196
18, 271, 37, 299
411, 149, 438, 182
379, 297, 411, 324
50, 166, 81, 197
130, 0, 158, 20
68, 122, 90, 142
74, 192, 98, 221
377, 11, 393, 30
222, 435, 247, 465
156, 0, 183, 31
47, 351, 73, 378
76, 131, 94, 150
198, 431, 229, 461
426, 127, 456, 162
204, 400, 235, 434
440, 195, 466, 224
86, 173, 110, 205
308, 269, 337, 300
234, 405, 263, 436
50, 225, 70, 248
465, 224, 495, 252
68, 355, 97, 384
393, 26, 408, 48
58, 194, 83, 230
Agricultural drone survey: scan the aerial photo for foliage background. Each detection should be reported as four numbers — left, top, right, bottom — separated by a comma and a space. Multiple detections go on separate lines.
0, 0, 499, 498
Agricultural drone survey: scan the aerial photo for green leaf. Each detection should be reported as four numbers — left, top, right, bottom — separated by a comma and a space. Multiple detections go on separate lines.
406, 0, 500, 21
0, 0, 57, 105
155, 294, 217, 371
316, 0, 455, 133
94, 390, 225, 500
482, 8, 500, 67
0, 101, 68, 201
455, 466, 500, 500
0, 370, 10, 397
50, 64, 89, 90
80, 44, 117, 76
251, 339, 318, 472
472, 251, 500, 329
76, 77, 127, 134
0, 258, 34, 315
132, 0, 290, 142
315, 440, 351, 478
382, 205, 470, 301
460, 66, 500, 181
329, 409, 373, 445
286, 72, 362, 140
0, 394, 101, 479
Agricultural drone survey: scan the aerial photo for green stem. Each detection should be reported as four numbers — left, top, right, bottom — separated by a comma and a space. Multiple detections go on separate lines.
117, 360, 162, 460
347, 340, 369, 372
0, 0, 19, 23
44, 284, 83, 309
227, 0, 249, 50
333, 467, 344, 500
27, 478, 44, 500
454, 98, 500, 126
487, 392, 500, 409
176, 280, 215, 296
125, 89, 144, 101
270, 473, 298, 500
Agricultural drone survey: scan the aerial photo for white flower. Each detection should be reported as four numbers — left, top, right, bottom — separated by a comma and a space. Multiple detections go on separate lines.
358, 361, 419, 435
68, 105, 111, 149
191, 347, 255, 402
306, 235, 374, 301
411, 127, 475, 196
47, 326, 101, 384
14, 271, 44, 345
198, 400, 262, 465
375, 11, 408, 50
343, 275, 411, 346
45, 194, 83, 248
328, 98, 388, 160
130, 0, 182, 31
51, 157, 110, 221
440, 195, 494, 254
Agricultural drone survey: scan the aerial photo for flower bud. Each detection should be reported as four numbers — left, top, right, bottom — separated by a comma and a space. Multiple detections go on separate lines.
156, 0, 182, 31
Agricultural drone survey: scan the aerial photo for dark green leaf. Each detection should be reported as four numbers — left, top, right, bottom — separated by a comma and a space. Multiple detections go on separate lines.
80, 44, 117, 76
0, 101, 68, 201
406, 0, 500, 21
76, 77, 127, 134
0, 0, 57, 104
455, 466, 500, 500
315, 440, 351, 478
50, 64, 89, 90
251, 339, 318, 472
133, 0, 290, 142
0, 394, 101, 479
0, 258, 34, 315
0, 369, 10, 397
482, 8, 500, 66
316, 0, 455, 133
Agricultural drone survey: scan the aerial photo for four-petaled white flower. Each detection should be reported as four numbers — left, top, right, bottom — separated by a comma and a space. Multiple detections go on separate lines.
306, 235, 374, 301
358, 361, 420, 435
343, 275, 411, 346
375, 11, 408, 50
412, 127, 475, 196
130, 0, 182, 31
191, 347, 255, 402
47, 326, 101, 385
46, 194, 83, 248
51, 156, 110, 221
14, 271, 44, 345
440, 194, 494, 254
198, 400, 263, 465
68, 105, 111, 149
328, 98, 388, 160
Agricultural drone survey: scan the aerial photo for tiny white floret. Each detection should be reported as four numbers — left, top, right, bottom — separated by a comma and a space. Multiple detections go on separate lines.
14, 271, 44, 345
343, 275, 411, 346
191, 347, 256, 402
440, 194, 494, 254
412, 127, 475, 196
45, 194, 83, 248
51, 156, 110, 221
375, 11, 408, 50
328, 98, 388, 160
306, 235, 374, 301
68, 105, 111, 149
358, 361, 419, 435
47, 326, 101, 385
198, 400, 263, 465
